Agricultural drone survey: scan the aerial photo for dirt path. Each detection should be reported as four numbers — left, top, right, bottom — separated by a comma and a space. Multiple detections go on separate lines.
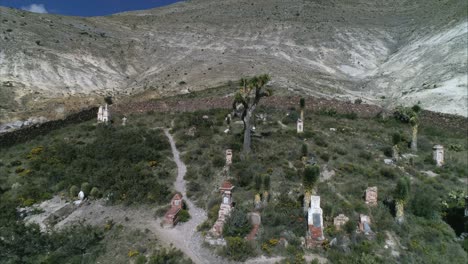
158, 129, 224, 264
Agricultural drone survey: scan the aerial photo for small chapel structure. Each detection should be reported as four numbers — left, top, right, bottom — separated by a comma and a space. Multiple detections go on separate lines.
433, 145, 444, 167
97, 104, 110, 123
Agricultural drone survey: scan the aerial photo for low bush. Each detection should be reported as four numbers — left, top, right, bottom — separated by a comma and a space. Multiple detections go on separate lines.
223, 236, 255, 261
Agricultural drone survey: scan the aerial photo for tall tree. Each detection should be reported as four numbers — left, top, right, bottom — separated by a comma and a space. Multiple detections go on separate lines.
233, 74, 272, 154
394, 105, 421, 152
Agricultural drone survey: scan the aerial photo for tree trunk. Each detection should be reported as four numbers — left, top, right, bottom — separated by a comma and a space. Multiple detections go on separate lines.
392, 145, 399, 161
304, 191, 311, 213
396, 200, 405, 224
411, 124, 418, 152
242, 106, 256, 154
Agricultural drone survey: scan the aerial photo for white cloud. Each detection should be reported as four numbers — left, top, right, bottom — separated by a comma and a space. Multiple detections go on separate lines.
21, 4, 48, 14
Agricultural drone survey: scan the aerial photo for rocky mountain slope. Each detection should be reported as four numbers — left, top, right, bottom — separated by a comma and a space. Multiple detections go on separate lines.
0, 0, 466, 124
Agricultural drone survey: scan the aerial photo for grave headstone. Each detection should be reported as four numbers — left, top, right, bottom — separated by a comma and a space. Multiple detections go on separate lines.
254, 193, 262, 210
297, 119, 304, 133
359, 214, 372, 235
433, 145, 444, 167
333, 214, 349, 230
365, 186, 378, 206
225, 149, 233, 166
122, 117, 127, 126
262, 191, 269, 205
78, 191, 85, 201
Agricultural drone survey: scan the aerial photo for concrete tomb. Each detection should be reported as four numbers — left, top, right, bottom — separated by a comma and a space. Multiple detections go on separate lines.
433, 145, 444, 167
209, 181, 235, 237
306, 195, 324, 247
246, 212, 261, 241
163, 193, 183, 227
365, 186, 378, 206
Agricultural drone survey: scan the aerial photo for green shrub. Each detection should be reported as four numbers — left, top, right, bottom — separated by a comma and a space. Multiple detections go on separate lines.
212, 156, 225, 167
148, 247, 192, 264
303, 165, 320, 191
359, 151, 372, 160
223, 207, 251, 237
382, 146, 393, 157
301, 144, 308, 157
380, 167, 397, 179
254, 175, 262, 191
223, 236, 255, 261
410, 186, 439, 219
263, 175, 271, 190
314, 135, 328, 147
90, 187, 100, 198
70, 185, 79, 198
178, 209, 190, 222
135, 255, 147, 264
81, 182, 91, 195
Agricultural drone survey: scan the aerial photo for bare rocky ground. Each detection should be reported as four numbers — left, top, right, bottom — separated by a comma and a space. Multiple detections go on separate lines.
0, 0, 466, 123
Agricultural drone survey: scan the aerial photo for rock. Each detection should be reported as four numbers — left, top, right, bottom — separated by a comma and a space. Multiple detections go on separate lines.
384, 159, 394, 165
421, 170, 438, 177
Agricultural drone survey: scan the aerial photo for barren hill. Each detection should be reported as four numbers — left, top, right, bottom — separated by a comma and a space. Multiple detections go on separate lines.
0, 0, 466, 124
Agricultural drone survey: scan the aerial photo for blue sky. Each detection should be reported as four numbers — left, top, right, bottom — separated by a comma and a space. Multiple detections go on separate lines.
0, 0, 183, 17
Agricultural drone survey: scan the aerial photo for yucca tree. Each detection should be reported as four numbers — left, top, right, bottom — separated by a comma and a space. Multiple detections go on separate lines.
233, 74, 272, 154
394, 105, 421, 152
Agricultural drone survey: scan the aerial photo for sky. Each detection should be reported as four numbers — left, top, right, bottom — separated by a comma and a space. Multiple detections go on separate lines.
0, 0, 183, 17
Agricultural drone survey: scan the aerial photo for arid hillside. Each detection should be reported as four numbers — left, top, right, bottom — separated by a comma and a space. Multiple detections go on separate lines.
0, 0, 466, 124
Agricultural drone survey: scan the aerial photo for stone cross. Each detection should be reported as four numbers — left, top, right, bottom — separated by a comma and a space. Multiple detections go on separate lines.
225, 149, 233, 166
365, 186, 378, 206
333, 214, 349, 230
433, 145, 444, 167
297, 118, 304, 133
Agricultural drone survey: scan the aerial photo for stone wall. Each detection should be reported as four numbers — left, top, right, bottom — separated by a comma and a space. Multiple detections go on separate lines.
0, 107, 98, 148
112, 96, 467, 131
